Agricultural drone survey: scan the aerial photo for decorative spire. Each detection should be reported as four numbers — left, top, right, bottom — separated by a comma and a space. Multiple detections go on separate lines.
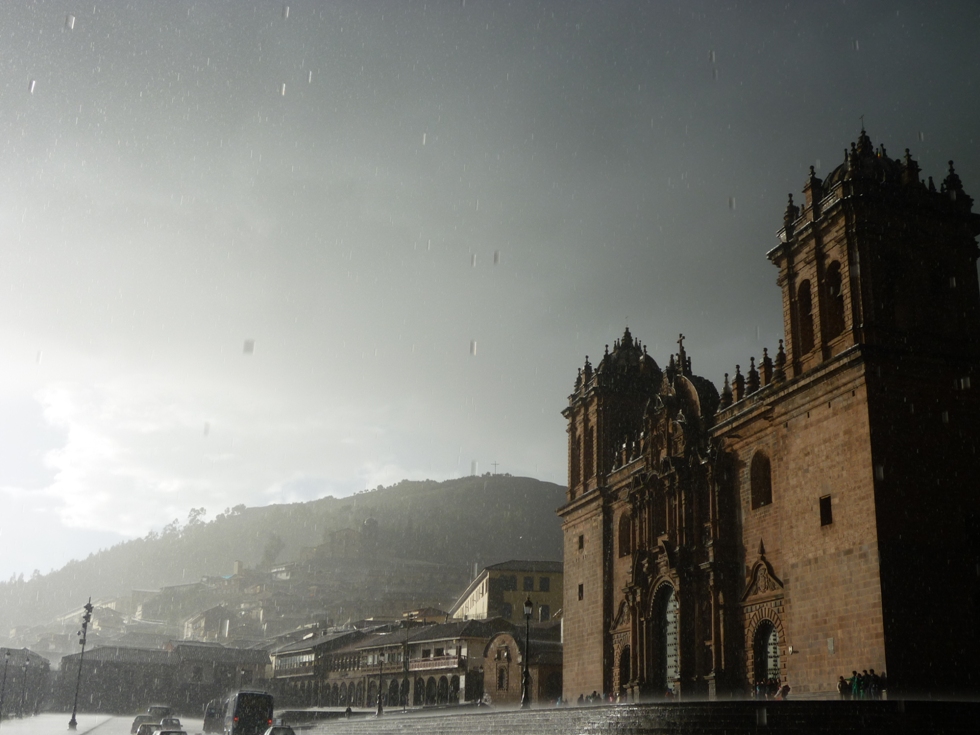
856, 128, 873, 157
720, 373, 733, 409
783, 194, 800, 229
677, 333, 687, 376
761, 347, 773, 386
944, 160, 964, 199
902, 148, 921, 186
758, 539, 766, 557
747, 356, 760, 395
928, 176, 937, 193
583, 356, 593, 382
773, 339, 786, 383
733, 364, 745, 403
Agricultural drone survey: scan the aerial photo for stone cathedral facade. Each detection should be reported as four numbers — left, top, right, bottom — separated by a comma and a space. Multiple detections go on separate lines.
559, 131, 980, 700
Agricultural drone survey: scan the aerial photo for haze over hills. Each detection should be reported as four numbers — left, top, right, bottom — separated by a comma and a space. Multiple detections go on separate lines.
0, 475, 565, 642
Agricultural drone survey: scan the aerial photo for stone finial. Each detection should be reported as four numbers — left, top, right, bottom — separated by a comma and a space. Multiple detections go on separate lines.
733, 364, 745, 403
773, 339, 787, 383
902, 148, 921, 186
758, 539, 766, 557
747, 357, 760, 395
720, 373, 733, 409
783, 194, 800, 229
761, 347, 773, 386
944, 160, 964, 199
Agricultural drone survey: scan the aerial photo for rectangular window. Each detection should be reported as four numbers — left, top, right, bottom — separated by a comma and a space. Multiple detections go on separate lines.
523, 576, 534, 591
577, 583, 584, 601
578, 535, 584, 550
819, 495, 833, 526
501, 602, 513, 619
539, 577, 550, 592
539, 604, 550, 622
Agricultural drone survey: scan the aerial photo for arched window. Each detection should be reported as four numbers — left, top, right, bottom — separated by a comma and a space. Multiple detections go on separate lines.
584, 426, 595, 481
618, 513, 632, 557
798, 280, 814, 354
751, 452, 773, 509
570, 427, 581, 488
825, 262, 845, 340
619, 645, 631, 693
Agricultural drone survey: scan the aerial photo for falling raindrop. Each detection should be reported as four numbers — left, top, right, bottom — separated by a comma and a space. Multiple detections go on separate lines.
729, 196, 737, 211
203, 422, 210, 437
493, 250, 500, 265
918, 131, 925, 142
36, 350, 43, 364
422, 132, 427, 145
28, 79, 36, 94
471, 254, 477, 267
308, 70, 313, 84
470, 340, 477, 356
712, 68, 718, 81
280, 83, 286, 96
66, 14, 76, 30
283, 5, 290, 19
243, 339, 255, 355
851, 39, 860, 51
427, 239, 432, 251
815, 158, 821, 171
709, 50, 716, 63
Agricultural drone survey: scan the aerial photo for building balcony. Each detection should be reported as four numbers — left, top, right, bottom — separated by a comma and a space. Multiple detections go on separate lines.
408, 655, 462, 672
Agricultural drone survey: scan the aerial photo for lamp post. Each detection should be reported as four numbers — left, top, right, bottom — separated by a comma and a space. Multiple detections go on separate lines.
375, 651, 384, 717
17, 654, 29, 718
68, 598, 93, 731
520, 596, 532, 709
0, 650, 11, 730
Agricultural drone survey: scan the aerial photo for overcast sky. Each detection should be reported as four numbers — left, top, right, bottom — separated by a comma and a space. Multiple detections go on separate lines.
1, 0, 978, 580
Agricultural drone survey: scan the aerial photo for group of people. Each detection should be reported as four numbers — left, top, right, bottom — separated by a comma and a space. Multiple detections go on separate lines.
838, 669, 886, 699
753, 678, 791, 700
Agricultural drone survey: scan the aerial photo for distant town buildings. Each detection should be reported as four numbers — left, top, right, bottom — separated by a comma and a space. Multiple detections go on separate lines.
559, 130, 980, 700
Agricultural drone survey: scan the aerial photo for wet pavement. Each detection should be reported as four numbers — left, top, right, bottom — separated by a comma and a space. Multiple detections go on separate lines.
0, 714, 204, 735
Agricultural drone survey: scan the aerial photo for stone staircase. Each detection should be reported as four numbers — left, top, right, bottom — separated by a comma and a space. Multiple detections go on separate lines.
303, 700, 979, 735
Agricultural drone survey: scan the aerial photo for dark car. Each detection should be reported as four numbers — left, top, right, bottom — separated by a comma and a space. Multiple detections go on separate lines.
147, 705, 173, 720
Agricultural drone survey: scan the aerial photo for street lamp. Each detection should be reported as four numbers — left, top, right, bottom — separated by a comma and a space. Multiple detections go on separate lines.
0, 650, 11, 731
520, 596, 532, 709
68, 598, 93, 731
375, 651, 384, 717
17, 654, 29, 719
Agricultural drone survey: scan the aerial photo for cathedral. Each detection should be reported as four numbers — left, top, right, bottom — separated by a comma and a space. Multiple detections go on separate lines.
558, 130, 980, 699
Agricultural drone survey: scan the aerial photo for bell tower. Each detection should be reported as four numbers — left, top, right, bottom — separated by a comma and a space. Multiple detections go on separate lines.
769, 129, 980, 378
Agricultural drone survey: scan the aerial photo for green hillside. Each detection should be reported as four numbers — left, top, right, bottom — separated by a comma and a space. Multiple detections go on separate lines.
0, 475, 566, 638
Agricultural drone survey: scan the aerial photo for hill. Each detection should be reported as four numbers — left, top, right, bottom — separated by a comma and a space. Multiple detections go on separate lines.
0, 474, 566, 641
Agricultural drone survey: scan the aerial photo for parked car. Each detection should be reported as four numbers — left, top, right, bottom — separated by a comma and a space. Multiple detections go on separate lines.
131, 715, 156, 734
262, 727, 295, 735
136, 723, 159, 735
159, 717, 181, 729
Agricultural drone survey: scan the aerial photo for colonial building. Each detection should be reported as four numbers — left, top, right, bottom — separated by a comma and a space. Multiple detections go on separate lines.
559, 131, 980, 700
448, 561, 563, 624
483, 621, 563, 706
